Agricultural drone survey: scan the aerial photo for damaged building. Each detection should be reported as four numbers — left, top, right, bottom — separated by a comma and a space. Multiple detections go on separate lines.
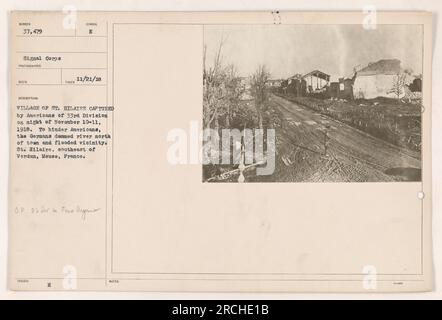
266, 79, 282, 88
278, 59, 420, 101
286, 74, 307, 97
352, 59, 414, 99
303, 70, 330, 93
328, 76, 355, 100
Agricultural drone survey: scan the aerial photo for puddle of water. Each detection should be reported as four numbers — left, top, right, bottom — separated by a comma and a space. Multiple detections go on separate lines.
384, 167, 421, 181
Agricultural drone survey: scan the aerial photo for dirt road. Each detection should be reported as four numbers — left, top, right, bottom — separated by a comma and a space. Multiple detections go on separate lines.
261, 94, 422, 182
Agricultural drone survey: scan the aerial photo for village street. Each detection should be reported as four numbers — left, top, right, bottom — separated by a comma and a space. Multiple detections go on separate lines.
265, 94, 422, 182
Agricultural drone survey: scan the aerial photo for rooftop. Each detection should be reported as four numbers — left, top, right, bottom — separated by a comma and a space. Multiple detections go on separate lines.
357, 59, 402, 76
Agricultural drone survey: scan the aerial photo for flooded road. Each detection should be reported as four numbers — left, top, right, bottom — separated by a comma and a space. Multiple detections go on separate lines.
266, 94, 421, 182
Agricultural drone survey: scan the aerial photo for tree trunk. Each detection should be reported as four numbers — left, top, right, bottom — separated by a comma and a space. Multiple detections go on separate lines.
257, 109, 263, 129
214, 115, 219, 130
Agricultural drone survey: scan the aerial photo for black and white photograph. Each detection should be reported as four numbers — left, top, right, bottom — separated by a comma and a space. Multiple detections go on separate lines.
203, 24, 423, 182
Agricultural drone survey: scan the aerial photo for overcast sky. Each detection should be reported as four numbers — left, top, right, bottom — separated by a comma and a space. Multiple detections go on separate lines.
204, 24, 423, 81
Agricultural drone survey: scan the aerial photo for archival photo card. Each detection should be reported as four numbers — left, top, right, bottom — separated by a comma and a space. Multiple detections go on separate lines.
8, 11, 433, 293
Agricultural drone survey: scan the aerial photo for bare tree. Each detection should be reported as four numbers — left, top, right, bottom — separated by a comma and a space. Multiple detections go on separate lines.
388, 72, 408, 100
203, 37, 226, 129
203, 36, 243, 130
250, 65, 270, 128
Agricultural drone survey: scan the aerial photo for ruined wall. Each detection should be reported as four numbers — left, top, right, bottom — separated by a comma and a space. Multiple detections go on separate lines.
305, 74, 328, 92
353, 74, 401, 99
